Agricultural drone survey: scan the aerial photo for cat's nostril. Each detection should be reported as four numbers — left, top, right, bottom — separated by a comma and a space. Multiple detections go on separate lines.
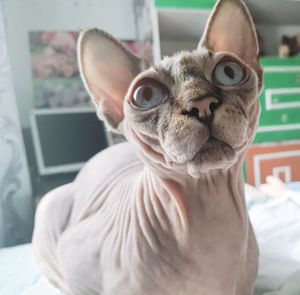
209, 101, 220, 113
190, 108, 199, 118
182, 107, 211, 125
181, 108, 200, 119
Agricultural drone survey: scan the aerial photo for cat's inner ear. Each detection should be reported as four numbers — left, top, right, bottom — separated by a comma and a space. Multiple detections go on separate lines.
198, 0, 262, 83
78, 29, 145, 130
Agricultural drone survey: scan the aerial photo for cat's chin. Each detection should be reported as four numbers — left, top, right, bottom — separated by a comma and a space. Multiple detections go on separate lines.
186, 138, 239, 178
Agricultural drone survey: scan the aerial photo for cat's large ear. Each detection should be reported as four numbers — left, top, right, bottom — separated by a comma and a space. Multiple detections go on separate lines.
198, 0, 262, 87
78, 29, 146, 131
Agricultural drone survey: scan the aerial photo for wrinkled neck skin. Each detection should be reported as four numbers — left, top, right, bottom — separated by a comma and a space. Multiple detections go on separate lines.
115, 122, 258, 294
119, 120, 250, 243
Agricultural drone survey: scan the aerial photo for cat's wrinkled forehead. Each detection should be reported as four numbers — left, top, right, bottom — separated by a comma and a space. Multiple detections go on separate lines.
155, 49, 210, 83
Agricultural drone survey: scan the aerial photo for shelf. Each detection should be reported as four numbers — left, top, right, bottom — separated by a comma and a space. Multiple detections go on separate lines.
156, 0, 300, 26
246, 0, 300, 26
160, 40, 198, 57
158, 8, 210, 41
154, 1, 300, 58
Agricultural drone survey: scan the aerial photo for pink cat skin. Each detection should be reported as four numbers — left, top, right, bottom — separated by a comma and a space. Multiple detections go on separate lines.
33, 0, 263, 294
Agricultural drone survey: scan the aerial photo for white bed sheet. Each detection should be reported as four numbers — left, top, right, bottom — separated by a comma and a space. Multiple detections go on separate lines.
245, 184, 300, 295
20, 276, 59, 295
0, 244, 40, 295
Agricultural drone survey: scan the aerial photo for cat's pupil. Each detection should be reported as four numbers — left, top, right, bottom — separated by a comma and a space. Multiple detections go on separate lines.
142, 86, 153, 101
224, 66, 235, 79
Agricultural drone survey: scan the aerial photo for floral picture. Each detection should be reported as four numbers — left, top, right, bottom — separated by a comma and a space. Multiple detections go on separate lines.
29, 31, 152, 109
29, 31, 90, 108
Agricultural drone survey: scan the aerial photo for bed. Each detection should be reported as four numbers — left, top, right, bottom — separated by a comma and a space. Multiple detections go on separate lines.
245, 183, 300, 295
1, 183, 300, 295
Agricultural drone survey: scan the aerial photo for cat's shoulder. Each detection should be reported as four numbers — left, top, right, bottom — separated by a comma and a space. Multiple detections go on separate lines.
75, 141, 142, 184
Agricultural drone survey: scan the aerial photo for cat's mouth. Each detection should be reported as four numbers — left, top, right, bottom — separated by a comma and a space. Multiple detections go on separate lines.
192, 137, 235, 161
187, 136, 246, 173
184, 137, 239, 176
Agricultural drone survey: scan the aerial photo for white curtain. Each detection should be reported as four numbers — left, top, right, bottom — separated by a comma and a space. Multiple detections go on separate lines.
0, 2, 33, 247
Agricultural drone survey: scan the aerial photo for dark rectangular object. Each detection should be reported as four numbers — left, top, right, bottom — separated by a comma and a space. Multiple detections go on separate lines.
31, 108, 111, 175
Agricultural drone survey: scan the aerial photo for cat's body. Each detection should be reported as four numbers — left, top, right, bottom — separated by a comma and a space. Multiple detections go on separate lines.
35, 141, 258, 295
33, 1, 262, 294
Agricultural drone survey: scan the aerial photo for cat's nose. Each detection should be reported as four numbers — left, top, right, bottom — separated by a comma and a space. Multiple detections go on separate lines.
182, 97, 220, 125
188, 97, 219, 118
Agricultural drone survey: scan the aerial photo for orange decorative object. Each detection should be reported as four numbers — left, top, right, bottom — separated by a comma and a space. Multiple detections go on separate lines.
246, 142, 300, 186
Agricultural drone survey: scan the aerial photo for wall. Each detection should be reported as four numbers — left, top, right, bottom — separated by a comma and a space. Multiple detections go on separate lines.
2, 0, 137, 127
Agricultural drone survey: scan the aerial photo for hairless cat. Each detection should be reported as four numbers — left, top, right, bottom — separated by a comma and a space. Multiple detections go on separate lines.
33, 0, 263, 294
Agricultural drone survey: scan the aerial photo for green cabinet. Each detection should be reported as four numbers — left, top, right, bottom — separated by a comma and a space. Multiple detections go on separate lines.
254, 57, 300, 143
155, 0, 215, 9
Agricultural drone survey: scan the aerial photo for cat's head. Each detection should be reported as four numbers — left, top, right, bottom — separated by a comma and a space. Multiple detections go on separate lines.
78, 0, 262, 177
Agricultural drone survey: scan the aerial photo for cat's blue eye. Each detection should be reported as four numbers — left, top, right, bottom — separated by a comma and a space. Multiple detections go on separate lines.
213, 60, 245, 86
132, 80, 168, 109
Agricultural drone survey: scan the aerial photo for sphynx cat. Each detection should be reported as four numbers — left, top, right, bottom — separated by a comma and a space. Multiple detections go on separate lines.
33, 0, 263, 294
